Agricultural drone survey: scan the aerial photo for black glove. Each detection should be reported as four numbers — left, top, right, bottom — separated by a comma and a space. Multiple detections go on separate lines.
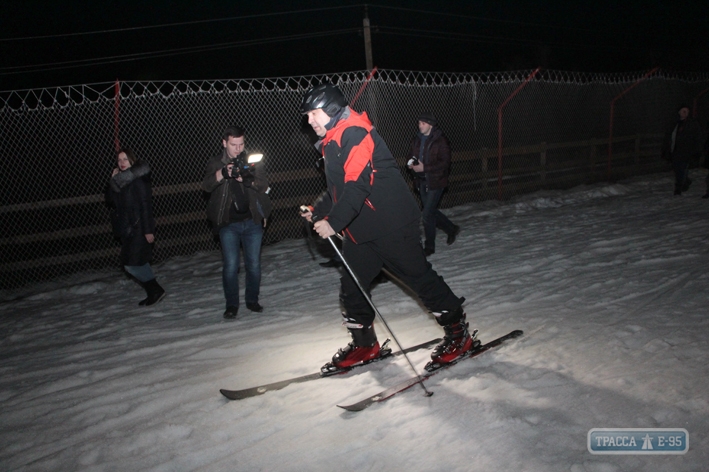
221, 166, 233, 180
242, 173, 255, 187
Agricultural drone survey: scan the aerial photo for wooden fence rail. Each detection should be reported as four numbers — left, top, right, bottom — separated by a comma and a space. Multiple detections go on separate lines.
0, 133, 668, 276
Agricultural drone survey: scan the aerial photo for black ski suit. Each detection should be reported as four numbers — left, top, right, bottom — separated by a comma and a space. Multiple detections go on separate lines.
311, 107, 463, 327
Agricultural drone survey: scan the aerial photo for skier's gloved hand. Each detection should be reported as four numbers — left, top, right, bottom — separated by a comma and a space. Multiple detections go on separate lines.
299, 205, 314, 223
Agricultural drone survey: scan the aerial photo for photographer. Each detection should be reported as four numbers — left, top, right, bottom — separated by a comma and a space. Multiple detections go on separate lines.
202, 126, 271, 319
407, 112, 460, 256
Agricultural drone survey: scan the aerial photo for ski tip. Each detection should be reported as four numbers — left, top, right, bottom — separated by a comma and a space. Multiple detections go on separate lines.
337, 403, 370, 412
510, 329, 524, 338
220, 389, 235, 400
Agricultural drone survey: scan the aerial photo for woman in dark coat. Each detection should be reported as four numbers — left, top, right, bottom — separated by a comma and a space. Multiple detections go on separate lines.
107, 147, 165, 305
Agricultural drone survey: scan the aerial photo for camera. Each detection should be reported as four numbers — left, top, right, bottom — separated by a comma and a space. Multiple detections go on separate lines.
407, 156, 419, 167
228, 152, 263, 179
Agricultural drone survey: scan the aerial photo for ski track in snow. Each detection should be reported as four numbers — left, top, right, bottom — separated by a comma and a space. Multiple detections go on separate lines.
1, 171, 709, 471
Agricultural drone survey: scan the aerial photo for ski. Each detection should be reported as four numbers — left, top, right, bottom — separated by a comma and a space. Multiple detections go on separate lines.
220, 337, 442, 400
337, 329, 523, 412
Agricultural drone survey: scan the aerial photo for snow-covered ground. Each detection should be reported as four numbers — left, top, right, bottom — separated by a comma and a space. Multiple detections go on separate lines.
2, 171, 708, 472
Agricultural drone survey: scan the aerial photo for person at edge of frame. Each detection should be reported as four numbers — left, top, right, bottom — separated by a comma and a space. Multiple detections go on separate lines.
702, 122, 709, 199
662, 104, 706, 196
298, 83, 478, 372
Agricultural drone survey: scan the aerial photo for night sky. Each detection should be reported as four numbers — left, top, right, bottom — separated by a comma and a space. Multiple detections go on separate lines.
1, 0, 707, 91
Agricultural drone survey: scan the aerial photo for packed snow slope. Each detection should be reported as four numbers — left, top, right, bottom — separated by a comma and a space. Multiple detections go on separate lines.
2, 171, 708, 472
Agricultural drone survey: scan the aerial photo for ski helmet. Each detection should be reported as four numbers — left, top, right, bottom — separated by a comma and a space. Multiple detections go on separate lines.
300, 83, 347, 117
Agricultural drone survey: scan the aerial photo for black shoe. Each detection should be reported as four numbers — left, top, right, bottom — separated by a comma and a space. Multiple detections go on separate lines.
447, 225, 461, 245
246, 302, 263, 313
140, 279, 166, 306
223, 306, 239, 319
424, 247, 435, 257
702, 193, 709, 199
319, 258, 342, 268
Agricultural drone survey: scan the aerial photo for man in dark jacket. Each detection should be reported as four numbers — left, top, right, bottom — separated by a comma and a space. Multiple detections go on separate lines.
300, 84, 476, 373
662, 104, 706, 195
202, 126, 271, 319
407, 112, 460, 256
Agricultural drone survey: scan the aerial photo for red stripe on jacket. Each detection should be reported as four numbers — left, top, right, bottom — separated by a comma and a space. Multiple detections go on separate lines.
323, 110, 376, 185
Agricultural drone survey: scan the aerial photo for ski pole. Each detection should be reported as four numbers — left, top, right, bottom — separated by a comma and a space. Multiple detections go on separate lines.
299, 206, 432, 396
302, 219, 317, 261
325, 234, 433, 398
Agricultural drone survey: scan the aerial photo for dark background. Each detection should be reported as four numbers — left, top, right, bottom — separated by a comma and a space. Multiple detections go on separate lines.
1, 0, 708, 91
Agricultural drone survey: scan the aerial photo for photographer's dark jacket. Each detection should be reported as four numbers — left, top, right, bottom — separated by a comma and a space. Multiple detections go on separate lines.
662, 117, 705, 164
312, 107, 420, 244
202, 149, 271, 230
407, 127, 452, 190
106, 161, 155, 266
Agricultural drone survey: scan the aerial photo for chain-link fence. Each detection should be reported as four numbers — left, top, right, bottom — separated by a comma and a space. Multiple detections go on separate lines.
2, 69, 709, 289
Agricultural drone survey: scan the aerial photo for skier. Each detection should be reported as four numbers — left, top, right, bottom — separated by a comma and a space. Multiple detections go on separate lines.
299, 83, 476, 371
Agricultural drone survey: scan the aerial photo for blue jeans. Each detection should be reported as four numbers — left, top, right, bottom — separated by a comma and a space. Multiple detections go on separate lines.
218, 219, 263, 308
124, 263, 155, 283
419, 183, 457, 250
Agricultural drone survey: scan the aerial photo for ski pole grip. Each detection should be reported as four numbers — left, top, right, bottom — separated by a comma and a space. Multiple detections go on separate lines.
300, 205, 320, 222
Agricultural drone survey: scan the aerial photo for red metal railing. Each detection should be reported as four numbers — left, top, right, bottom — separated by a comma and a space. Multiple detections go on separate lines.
693, 87, 709, 118
608, 67, 659, 180
350, 67, 378, 108
497, 67, 541, 200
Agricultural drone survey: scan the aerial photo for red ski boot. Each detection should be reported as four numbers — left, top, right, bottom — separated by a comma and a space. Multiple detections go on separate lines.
321, 325, 382, 375
426, 314, 479, 371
